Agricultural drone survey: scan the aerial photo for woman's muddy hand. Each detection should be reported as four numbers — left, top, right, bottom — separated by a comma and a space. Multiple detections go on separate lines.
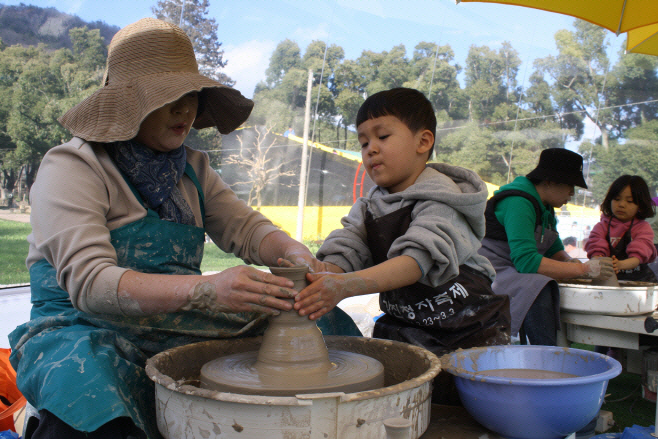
276, 252, 325, 274
184, 266, 297, 315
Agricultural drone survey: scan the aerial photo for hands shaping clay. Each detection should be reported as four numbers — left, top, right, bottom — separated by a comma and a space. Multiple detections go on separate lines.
583, 258, 619, 286
199, 265, 385, 396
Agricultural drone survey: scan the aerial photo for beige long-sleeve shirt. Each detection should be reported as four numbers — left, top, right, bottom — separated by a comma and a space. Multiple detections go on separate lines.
27, 137, 279, 315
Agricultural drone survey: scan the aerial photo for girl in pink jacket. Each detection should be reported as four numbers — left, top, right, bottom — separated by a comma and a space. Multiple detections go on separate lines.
586, 175, 657, 282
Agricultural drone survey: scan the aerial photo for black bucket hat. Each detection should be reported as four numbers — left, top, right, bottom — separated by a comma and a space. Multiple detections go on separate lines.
526, 148, 588, 189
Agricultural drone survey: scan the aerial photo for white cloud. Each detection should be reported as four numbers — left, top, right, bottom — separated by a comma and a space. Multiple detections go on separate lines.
31, 0, 86, 16
222, 40, 277, 99
64, 0, 85, 15
292, 24, 330, 46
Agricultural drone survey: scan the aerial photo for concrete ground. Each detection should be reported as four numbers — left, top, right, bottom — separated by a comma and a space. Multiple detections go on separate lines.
0, 210, 30, 223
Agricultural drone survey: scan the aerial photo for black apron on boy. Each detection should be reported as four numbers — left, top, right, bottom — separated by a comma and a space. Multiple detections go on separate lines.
368, 204, 511, 358
607, 219, 658, 283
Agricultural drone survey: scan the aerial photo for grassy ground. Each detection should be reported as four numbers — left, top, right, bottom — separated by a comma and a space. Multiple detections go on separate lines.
602, 370, 656, 432
199, 242, 263, 272
0, 219, 31, 285
572, 343, 656, 432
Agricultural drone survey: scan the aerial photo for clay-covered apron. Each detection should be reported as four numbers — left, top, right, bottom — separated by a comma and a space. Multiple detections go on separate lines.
367, 204, 510, 358
479, 224, 560, 336
9, 164, 359, 439
607, 219, 658, 283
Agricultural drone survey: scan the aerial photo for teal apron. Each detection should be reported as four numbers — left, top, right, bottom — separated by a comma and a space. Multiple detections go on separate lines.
9, 164, 360, 438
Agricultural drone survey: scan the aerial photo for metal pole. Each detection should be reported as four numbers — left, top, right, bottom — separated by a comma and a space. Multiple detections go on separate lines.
179, 0, 186, 27
296, 69, 313, 242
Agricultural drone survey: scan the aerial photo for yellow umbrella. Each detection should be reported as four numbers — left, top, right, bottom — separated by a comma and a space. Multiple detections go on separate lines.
455, 0, 658, 34
626, 22, 658, 55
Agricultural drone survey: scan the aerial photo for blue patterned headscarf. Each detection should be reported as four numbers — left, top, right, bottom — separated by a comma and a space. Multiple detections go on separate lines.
105, 140, 196, 225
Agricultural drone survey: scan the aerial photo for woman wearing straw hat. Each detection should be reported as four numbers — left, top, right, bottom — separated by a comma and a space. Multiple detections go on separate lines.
8, 18, 360, 439
478, 148, 614, 346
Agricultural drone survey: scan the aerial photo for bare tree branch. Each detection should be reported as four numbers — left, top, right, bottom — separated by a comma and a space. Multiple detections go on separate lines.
224, 124, 297, 209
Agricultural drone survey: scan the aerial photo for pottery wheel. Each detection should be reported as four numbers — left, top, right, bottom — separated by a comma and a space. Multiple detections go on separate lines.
199, 265, 385, 397
200, 349, 385, 396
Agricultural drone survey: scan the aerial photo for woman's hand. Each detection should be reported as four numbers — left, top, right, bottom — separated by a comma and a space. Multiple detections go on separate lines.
276, 249, 326, 274
582, 257, 614, 280
186, 266, 298, 315
279, 241, 327, 273
258, 230, 326, 273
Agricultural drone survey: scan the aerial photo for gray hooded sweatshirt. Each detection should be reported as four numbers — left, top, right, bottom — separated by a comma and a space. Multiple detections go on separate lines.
317, 162, 495, 287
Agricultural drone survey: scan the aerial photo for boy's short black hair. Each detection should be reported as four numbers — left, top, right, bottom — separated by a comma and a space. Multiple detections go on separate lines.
356, 87, 436, 159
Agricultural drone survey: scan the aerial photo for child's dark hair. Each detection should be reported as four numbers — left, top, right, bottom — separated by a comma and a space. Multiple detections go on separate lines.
600, 175, 655, 220
356, 87, 436, 159
562, 236, 577, 247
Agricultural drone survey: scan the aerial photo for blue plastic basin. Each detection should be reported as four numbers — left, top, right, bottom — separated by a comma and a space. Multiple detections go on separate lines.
442, 345, 622, 439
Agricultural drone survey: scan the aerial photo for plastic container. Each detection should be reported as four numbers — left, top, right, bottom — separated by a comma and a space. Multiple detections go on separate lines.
558, 281, 657, 315
442, 345, 622, 439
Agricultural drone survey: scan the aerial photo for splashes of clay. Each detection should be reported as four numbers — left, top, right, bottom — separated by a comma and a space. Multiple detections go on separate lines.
181, 282, 230, 313
117, 292, 145, 315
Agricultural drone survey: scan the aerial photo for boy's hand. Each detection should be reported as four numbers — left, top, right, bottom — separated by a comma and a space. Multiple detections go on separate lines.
294, 273, 348, 320
611, 255, 620, 273
294, 273, 376, 320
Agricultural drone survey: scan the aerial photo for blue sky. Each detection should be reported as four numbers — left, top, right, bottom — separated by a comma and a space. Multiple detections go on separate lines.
2, 0, 629, 102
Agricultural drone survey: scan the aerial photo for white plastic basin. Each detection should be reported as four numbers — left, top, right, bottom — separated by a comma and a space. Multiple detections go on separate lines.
559, 281, 657, 315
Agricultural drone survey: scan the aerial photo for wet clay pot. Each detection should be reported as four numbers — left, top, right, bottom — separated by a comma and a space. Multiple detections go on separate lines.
254, 266, 332, 382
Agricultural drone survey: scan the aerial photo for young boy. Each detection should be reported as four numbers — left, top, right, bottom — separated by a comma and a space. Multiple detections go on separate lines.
294, 88, 510, 401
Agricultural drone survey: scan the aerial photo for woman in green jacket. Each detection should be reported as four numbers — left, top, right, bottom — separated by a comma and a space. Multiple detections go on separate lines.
478, 148, 613, 346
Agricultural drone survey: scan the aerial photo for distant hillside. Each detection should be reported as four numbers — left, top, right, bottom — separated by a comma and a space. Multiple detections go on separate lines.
0, 3, 119, 50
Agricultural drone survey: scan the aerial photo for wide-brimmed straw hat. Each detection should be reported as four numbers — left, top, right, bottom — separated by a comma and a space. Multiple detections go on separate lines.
58, 18, 253, 142
526, 148, 588, 188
